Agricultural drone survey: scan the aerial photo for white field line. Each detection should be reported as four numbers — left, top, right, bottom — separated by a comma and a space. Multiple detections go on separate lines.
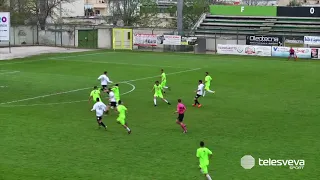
0, 52, 107, 66
0, 87, 90, 105
0, 68, 200, 106
0, 71, 20, 75
0, 86, 8, 88
122, 68, 201, 83
51, 59, 185, 69
0, 82, 136, 107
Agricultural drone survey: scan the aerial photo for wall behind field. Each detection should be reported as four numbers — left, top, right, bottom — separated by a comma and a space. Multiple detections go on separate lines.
0, 25, 248, 51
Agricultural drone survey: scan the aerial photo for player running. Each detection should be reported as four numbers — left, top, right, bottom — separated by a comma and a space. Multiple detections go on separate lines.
89, 86, 101, 104
193, 80, 204, 108
160, 69, 170, 93
106, 88, 117, 114
116, 100, 131, 134
196, 141, 213, 180
288, 47, 297, 61
98, 71, 113, 91
203, 72, 215, 97
111, 84, 120, 103
175, 99, 187, 133
152, 80, 171, 106
91, 98, 107, 130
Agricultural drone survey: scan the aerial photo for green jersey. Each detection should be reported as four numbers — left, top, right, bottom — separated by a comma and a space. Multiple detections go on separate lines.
205, 75, 212, 86
154, 84, 163, 93
117, 105, 127, 117
161, 72, 166, 82
112, 86, 120, 99
90, 89, 101, 101
196, 147, 213, 166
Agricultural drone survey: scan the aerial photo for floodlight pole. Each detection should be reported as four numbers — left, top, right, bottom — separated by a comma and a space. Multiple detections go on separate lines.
60, 0, 62, 19
177, 0, 183, 35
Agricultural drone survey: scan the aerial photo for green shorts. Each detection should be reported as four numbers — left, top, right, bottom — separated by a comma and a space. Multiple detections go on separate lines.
154, 92, 163, 98
199, 164, 209, 174
161, 81, 166, 87
117, 116, 126, 125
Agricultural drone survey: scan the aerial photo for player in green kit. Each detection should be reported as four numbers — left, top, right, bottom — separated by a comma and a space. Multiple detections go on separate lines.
116, 100, 131, 134
88, 86, 101, 104
152, 81, 171, 106
203, 72, 215, 97
196, 141, 213, 180
160, 69, 170, 93
111, 84, 120, 103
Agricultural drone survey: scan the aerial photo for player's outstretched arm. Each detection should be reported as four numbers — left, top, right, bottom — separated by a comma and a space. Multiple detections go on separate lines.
106, 77, 113, 83
91, 104, 95, 111
151, 87, 154, 92
88, 96, 92, 102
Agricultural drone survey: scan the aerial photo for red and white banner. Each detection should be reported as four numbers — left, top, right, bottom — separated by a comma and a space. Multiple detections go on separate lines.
161, 35, 181, 45
133, 34, 158, 46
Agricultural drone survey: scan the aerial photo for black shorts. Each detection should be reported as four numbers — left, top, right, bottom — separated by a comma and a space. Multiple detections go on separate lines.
195, 94, 201, 99
290, 52, 294, 56
102, 85, 107, 90
110, 102, 117, 107
96, 116, 102, 121
177, 114, 184, 122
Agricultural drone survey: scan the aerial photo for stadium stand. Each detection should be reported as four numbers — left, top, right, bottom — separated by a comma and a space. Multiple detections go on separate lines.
194, 14, 320, 37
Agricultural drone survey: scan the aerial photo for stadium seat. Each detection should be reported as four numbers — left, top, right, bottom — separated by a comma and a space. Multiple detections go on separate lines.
194, 14, 320, 37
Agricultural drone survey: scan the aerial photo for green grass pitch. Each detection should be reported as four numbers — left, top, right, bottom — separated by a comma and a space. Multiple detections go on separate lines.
0, 51, 319, 180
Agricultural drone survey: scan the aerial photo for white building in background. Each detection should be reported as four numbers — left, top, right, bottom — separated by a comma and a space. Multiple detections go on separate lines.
48, 0, 85, 23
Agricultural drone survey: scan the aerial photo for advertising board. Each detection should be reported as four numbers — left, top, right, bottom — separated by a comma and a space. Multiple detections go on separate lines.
160, 35, 181, 45
246, 35, 283, 46
311, 48, 320, 59
0, 12, 10, 41
304, 36, 320, 45
271, 46, 311, 58
217, 44, 271, 56
133, 34, 158, 46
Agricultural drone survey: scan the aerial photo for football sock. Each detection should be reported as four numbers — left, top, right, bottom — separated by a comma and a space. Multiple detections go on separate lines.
100, 122, 106, 128
203, 91, 206, 96
180, 123, 186, 131
164, 86, 168, 89
126, 127, 131, 131
206, 174, 212, 180
154, 99, 157, 105
208, 90, 214, 93
195, 100, 199, 105
164, 99, 168, 103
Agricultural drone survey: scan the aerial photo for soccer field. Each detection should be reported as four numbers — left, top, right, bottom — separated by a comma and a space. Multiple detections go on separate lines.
0, 51, 319, 180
